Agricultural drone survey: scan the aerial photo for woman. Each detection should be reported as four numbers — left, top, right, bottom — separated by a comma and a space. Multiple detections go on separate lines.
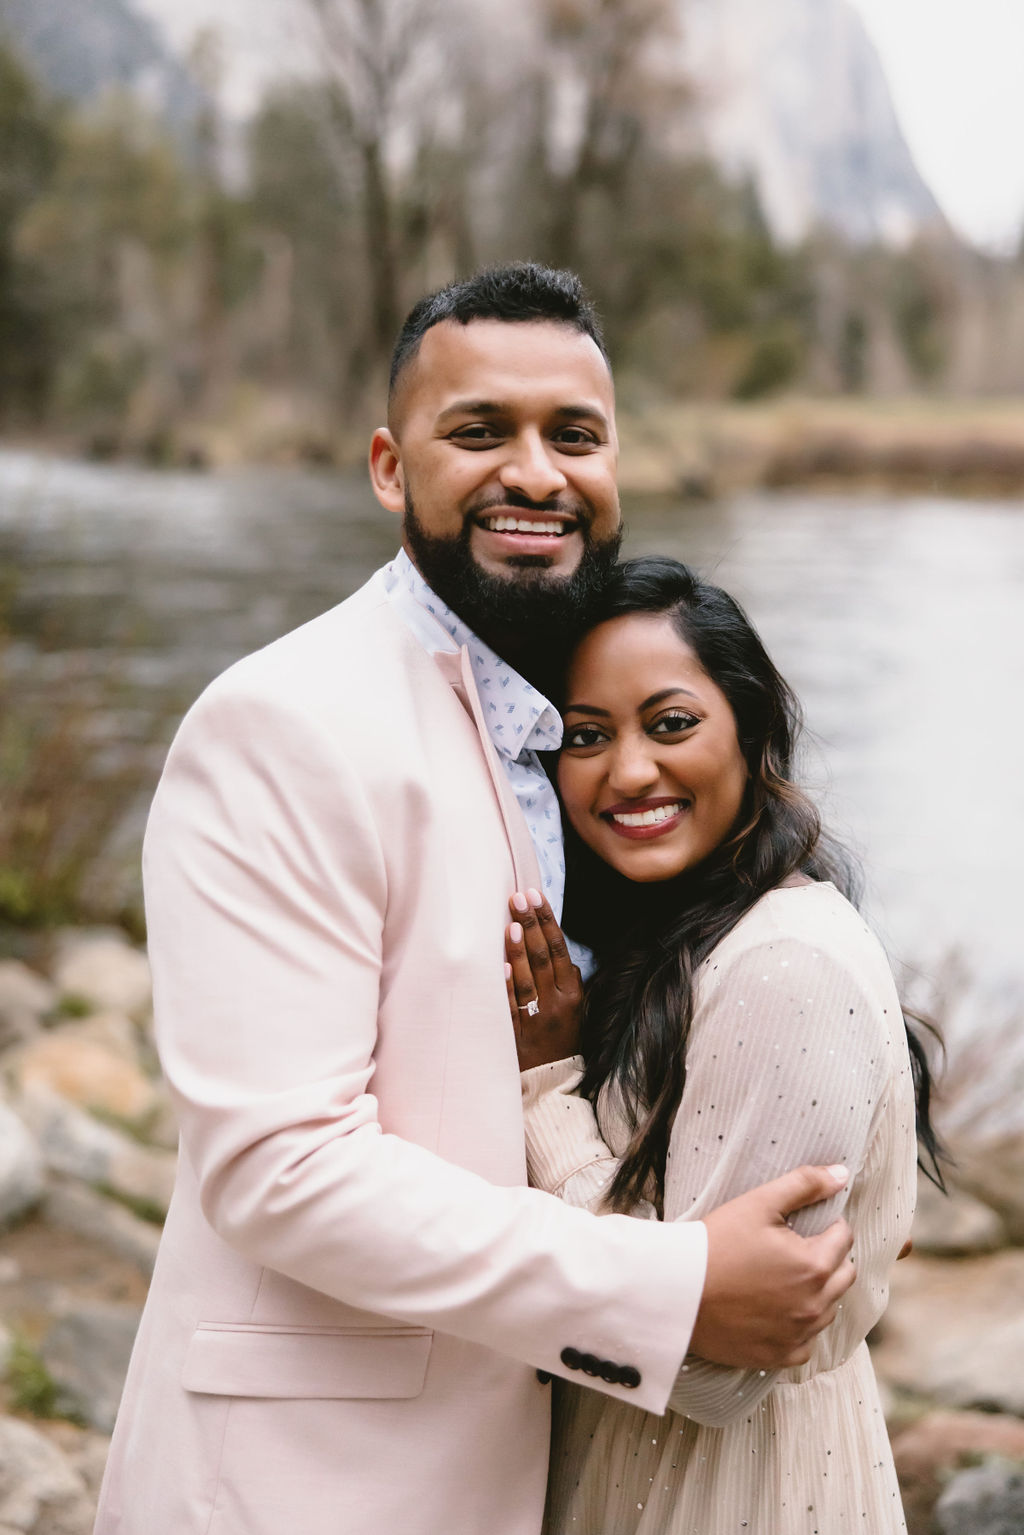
504, 557, 940, 1535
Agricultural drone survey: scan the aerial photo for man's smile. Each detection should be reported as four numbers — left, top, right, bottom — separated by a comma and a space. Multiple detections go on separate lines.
478, 514, 573, 537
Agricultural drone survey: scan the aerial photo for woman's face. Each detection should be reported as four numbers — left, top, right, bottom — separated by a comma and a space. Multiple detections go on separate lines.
557, 613, 749, 883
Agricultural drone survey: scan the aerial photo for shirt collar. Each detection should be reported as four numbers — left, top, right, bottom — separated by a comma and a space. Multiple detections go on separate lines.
383, 549, 563, 758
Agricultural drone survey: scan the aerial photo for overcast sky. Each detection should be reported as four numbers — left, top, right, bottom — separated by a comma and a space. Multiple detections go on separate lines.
848, 0, 1024, 250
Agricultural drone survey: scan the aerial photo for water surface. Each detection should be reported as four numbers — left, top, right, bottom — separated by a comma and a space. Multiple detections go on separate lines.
1, 449, 1020, 987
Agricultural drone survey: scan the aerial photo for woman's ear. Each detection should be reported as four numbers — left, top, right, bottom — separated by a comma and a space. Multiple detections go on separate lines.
369, 428, 405, 516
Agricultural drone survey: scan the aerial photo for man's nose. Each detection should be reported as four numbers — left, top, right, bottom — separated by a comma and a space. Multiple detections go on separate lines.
497, 431, 568, 503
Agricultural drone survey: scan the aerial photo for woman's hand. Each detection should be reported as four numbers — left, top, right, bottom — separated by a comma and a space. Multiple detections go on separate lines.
504, 888, 584, 1071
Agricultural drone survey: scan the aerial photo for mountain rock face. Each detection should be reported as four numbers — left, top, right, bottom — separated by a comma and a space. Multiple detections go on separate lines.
1, 0, 943, 247
677, 0, 944, 242
0, 0, 203, 136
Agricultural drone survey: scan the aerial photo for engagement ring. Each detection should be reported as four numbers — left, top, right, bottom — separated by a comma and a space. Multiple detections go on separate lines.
520, 999, 540, 1017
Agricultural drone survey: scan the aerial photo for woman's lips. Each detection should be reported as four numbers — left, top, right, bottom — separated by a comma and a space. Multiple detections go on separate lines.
601, 798, 691, 840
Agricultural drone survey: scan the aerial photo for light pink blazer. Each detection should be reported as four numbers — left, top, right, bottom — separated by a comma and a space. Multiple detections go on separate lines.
94, 571, 706, 1535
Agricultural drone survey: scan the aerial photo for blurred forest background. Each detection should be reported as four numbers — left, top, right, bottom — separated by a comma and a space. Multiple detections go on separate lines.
1, 0, 1024, 470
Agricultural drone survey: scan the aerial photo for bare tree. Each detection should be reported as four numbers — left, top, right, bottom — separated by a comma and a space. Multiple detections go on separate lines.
534, 0, 689, 272
301, 0, 440, 366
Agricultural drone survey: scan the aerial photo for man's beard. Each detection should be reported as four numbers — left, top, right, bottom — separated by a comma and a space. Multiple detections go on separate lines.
402, 491, 622, 688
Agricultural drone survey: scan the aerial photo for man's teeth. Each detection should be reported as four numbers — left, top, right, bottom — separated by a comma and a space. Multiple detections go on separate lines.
483, 516, 567, 535
611, 803, 685, 827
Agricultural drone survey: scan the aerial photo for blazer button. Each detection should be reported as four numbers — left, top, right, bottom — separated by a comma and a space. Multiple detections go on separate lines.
618, 1366, 642, 1389
599, 1361, 620, 1384
560, 1347, 583, 1371
580, 1353, 602, 1377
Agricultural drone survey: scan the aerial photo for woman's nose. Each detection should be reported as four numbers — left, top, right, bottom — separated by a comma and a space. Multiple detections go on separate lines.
607, 736, 660, 797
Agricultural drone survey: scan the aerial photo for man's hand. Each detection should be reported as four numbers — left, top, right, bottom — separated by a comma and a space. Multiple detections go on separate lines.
691, 1164, 855, 1369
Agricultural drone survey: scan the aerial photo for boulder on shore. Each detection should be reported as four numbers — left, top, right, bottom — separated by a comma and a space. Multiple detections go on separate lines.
0, 1097, 45, 1227
0, 1413, 96, 1534
51, 932, 151, 1020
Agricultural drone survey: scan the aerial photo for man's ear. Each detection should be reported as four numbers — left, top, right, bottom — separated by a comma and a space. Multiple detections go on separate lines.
368, 427, 405, 515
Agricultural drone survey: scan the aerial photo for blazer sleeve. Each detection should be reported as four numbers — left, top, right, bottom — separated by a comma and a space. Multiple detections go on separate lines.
522, 928, 895, 1426
143, 675, 706, 1415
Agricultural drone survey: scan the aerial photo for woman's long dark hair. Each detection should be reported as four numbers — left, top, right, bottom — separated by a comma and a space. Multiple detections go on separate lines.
561, 557, 944, 1214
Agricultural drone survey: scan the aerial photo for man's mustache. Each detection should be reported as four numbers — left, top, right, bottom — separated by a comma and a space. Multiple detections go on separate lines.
467, 489, 588, 520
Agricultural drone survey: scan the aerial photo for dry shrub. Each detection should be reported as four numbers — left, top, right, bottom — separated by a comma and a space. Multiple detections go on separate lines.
0, 634, 153, 931
906, 951, 1024, 1242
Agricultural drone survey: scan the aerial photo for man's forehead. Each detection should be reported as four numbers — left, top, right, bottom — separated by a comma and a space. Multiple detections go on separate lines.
397, 318, 614, 419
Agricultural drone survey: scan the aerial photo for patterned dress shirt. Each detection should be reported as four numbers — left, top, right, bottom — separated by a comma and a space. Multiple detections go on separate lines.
383, 549, 590, 971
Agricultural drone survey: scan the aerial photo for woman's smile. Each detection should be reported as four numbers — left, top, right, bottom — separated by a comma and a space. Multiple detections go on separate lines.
603, 796, 691, 838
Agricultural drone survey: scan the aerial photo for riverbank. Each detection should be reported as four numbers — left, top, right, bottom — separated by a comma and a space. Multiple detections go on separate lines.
5, 395, 1024, 499
1, 930, 1023, 1532
613, 395, 1024, 499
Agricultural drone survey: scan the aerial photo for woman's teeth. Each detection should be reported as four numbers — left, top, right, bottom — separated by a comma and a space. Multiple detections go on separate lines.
610, 802, 685, 827
483, 516, 566, 535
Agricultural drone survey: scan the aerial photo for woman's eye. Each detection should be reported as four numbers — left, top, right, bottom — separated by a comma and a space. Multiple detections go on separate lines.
650, 712, 699, 736
563, 725, 607, 750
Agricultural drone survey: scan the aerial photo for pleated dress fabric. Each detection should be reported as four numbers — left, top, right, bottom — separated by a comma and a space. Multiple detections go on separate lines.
521, 883, 917, 1535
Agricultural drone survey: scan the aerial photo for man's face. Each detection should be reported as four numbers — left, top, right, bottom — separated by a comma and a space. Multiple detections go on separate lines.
369, 320, 622, 645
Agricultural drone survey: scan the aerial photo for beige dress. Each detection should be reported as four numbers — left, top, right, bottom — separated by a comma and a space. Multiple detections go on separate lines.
522, 883, 916, 1535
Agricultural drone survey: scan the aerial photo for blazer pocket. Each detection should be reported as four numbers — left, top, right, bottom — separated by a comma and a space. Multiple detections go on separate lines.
182, 1322, 433, 1400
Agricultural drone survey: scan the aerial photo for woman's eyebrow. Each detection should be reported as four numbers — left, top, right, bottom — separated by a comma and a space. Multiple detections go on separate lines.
640, 687, 702, 709
563, 687, 701, 717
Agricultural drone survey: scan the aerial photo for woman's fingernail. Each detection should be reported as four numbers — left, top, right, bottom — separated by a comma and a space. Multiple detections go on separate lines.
511, 892, 529, 913
827, 1164, 849, 1185
504, 963, 512, 979
526, 888, 543, 908
509, 923, 523, 944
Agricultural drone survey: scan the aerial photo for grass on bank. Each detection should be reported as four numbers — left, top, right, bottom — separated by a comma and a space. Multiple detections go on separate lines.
0, 632, 153, 938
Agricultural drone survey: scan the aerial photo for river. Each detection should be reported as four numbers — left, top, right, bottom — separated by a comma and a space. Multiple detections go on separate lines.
1, 448, 1021, 996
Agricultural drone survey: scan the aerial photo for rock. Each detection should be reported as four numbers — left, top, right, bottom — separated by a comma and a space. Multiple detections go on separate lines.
0, 1414, 95, 1534
10, 1033, 159, 1125
0, 962, 56, 1052
0, 1099, 45, 1228
51, 932, 151, 1020
891, 1411, 1024, 1535
42, 1181, 161, 1278
935, 1461, 1024, 1535
36, 1422, 109, 1502
40, 1303, 141, 1434
912, 1176, 1006, 1256
872, 1252, 1024, 1416
52, 1012, 142, 1065
15, 1084, 176, 1218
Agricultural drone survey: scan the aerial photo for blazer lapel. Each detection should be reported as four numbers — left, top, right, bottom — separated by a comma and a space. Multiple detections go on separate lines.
434, 647, 542, 896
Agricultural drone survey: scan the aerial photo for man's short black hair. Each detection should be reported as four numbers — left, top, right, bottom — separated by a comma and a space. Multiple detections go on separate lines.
388, 262, 609, 408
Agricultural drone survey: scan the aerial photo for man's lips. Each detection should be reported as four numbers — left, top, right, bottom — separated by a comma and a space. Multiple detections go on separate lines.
601, 797, 692, 839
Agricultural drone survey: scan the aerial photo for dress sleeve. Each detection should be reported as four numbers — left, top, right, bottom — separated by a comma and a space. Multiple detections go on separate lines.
664, 931, 893, 1424
523, 927, 895, 1426
521, 1059, 655, 1216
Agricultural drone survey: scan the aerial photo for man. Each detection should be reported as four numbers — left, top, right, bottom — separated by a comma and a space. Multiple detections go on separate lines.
95, 265, 854, 1535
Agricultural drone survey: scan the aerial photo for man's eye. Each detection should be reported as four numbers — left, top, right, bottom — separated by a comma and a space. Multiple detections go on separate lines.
450, 425, 501, 446
651, 712, 699, 735
554, 427, 597, 449
563, 725, 607, 750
